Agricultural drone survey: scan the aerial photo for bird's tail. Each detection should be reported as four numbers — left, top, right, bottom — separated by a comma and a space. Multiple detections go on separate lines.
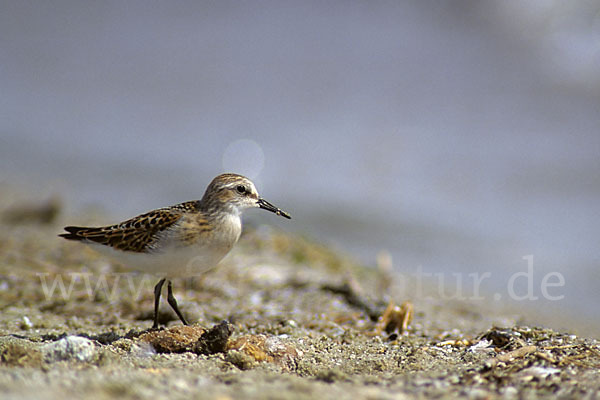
59, 226, 90, 241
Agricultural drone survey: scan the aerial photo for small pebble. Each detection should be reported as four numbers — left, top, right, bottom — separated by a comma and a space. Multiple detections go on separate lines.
21, 316, 33, 330
42, 336, 97, 363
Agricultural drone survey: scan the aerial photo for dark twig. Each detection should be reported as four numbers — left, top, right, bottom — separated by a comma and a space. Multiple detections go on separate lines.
321, 283, 382, 322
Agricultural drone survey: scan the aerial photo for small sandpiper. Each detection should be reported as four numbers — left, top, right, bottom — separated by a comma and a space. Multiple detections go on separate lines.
59, 173, 291, 328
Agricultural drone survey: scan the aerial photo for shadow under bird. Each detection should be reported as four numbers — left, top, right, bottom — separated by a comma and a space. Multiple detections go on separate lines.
59, 173, 291, 328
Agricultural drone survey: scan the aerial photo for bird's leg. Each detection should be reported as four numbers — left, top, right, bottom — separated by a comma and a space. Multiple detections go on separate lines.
152, 278, 166, 329
167, 280, 189, 326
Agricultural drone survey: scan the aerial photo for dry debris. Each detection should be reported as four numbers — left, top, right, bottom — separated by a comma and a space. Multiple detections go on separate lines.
373, 300, 413, 337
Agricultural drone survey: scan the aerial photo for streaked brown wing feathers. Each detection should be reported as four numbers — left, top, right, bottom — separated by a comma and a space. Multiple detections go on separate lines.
60, 203, 197, 252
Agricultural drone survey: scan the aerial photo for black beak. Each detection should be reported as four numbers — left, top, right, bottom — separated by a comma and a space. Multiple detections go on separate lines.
257, 198, 291, 219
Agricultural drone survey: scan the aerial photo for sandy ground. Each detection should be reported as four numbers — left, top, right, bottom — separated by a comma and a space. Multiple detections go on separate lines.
0, 199, 599, 399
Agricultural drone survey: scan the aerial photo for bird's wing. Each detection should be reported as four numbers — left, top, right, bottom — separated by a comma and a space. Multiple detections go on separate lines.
59, 201, 199, 253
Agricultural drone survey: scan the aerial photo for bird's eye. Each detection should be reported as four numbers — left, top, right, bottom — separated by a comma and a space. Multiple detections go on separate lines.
236, 185, 246, 194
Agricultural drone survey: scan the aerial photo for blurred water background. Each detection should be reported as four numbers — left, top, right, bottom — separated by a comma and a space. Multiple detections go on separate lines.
2, 1, 599, 335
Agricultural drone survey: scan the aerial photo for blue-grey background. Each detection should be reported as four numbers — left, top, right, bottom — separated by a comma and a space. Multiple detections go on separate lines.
2, 1, 599, 335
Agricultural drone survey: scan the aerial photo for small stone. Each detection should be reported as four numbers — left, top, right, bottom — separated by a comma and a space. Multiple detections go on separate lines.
226, 334, 302, 371
286, 320, 298, 328
138, 325, 205, 354
194, 321, 234, 355
42, 336, 97, 363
